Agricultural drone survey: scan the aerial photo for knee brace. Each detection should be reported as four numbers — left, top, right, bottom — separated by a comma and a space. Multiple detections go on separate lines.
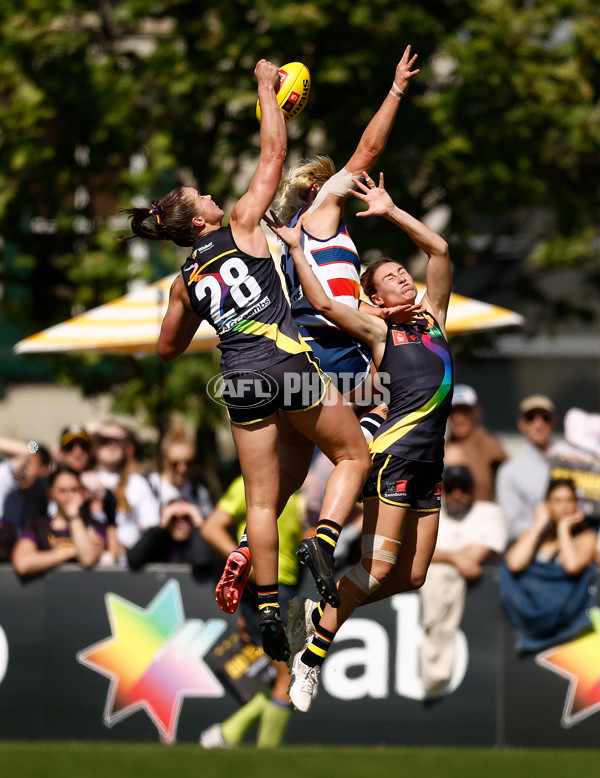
340, 562, 381, 604
361, 533, 401, 566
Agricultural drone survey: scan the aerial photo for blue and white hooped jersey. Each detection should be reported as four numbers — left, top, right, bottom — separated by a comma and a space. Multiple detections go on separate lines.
281, 210, 362, 337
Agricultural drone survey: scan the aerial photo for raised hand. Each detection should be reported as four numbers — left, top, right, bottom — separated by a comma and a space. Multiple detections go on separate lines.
254, 59, 280, 89
393, 45, 420, 94
350, 171, 395, 218
263, 210, 304, 249
380, 302, 426, 322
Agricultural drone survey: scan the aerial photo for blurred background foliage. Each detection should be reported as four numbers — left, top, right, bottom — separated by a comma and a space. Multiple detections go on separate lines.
1, 0, 599, 431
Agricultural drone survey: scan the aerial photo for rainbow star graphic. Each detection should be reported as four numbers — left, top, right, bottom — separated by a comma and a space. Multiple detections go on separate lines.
77, 579, 227, 743
535, 607, 600, 728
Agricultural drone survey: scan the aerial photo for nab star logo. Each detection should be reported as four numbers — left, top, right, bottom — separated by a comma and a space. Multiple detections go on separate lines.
536, 607, 600, 728
77, 580, 227, 743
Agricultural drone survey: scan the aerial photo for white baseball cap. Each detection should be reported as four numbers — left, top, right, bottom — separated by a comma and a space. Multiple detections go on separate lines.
452, 384, 478, 408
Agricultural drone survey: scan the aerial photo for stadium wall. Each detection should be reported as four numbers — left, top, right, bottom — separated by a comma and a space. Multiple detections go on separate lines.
0, 566, 598, 747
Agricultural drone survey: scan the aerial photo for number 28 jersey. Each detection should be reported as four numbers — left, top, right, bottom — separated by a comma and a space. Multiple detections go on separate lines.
181, 226, 311, 371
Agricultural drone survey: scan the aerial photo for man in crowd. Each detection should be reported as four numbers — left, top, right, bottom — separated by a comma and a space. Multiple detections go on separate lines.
496, 394, 557, 542
445, 384, 507, 502
419, 464, 506, 694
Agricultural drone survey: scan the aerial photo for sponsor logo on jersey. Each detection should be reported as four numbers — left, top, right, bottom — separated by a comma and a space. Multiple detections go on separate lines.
392, 331, 409, 346
195, 241, 214, 255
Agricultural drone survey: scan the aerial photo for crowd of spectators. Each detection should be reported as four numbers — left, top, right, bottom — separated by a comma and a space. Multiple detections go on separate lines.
1, 389, 599, 676
0, 421, 219, 573
428, 387, 599, 681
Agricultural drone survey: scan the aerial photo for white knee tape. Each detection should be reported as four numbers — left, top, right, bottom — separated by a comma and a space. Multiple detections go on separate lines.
362, 534, 400, 566
343, 562, 381, 597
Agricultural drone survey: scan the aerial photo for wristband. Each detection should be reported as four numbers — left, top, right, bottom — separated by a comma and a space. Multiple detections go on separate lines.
389, 82, 405, 99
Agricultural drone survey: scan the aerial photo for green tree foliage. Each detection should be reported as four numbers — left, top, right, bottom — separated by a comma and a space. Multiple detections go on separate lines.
1, 1, 598, 427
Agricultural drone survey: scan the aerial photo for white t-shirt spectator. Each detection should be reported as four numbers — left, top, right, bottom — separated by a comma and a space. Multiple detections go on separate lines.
96, 469, 160, 550
436, 500, 507, 554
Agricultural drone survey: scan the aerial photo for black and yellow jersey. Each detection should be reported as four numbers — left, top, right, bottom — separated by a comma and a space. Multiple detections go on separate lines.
370, 313, 453, 463
181, 226, 311, 371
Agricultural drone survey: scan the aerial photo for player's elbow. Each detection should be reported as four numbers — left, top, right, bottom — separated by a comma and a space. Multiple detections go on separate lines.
158, 340, 178, 362
432, 238, 450, 261
312, 297, 332, 316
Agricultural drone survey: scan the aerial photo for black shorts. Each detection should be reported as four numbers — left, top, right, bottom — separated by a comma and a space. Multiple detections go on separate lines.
362, 452, 443, 511
223, 351, 329, 425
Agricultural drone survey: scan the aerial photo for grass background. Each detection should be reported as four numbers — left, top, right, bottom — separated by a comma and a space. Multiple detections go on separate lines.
2, 743, 599, 778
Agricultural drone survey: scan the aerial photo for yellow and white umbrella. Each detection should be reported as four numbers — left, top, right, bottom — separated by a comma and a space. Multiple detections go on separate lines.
13, 258, 523, 356
13, 272, 219, 356
414, 284, 524, 336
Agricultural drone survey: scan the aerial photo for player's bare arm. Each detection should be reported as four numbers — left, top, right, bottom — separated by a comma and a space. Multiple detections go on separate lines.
231, 59, 287, 257
351, 171, 451, 333
303, 46, 419, 240
158, 275, 203, 362
264, 211, 387, 358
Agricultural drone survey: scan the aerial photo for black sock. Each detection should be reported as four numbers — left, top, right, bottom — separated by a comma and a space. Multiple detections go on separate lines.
315, 519, 341, 556
302, 623, 335, 668
257, 584, 279, 612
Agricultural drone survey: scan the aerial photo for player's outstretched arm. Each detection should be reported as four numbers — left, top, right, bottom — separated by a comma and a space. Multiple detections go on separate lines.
303, 47, 419, 239
345, 45, 419, 177
351, 172, 451, 330
231, 59, 287, 235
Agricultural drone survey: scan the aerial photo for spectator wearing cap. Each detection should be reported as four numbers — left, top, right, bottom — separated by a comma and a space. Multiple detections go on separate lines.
496, 394, 557, 543
445, 384, 507, 502
21, 425, 120, 563
419, 464, 507, 694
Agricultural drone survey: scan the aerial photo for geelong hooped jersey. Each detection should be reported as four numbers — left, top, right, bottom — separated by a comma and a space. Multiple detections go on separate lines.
281, 210, 362, 340
370, 314, 453, 463
181, 226, 310, 371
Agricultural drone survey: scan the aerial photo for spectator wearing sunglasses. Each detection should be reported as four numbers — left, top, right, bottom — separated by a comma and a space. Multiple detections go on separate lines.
496, 394, 558, 543
92, 421, 160, 560
145, 424, 213, 520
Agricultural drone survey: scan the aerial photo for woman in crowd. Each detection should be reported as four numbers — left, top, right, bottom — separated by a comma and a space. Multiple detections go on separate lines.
265, 169, 452, 712
92, 421, 160, 559
499, 478, 597, 652
11, 467, 105, 577
146, 424, 213, 518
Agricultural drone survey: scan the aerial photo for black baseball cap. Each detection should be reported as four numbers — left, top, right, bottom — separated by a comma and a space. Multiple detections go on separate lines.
442, 465, 474, 490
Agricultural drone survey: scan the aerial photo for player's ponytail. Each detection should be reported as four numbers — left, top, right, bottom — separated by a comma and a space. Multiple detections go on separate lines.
119, 187, 201, 247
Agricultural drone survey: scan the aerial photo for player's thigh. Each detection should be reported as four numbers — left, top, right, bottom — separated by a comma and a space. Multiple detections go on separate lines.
230, 416, 281, 508
285, 382, 369, 466
277, 411, 315, 497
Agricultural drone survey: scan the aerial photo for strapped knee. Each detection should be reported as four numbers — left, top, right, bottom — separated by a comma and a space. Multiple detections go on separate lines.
340, 562, 381, 604
362, 533, 401, 566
